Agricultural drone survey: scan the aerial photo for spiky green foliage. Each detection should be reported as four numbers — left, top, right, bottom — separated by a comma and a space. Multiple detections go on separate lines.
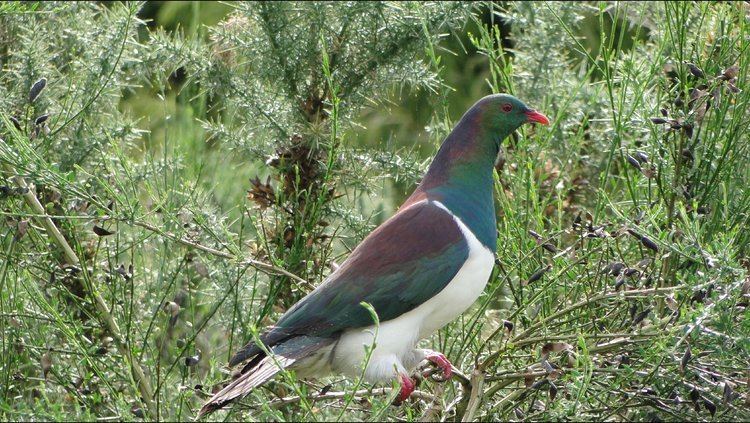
449, 2, 750, 420
144, 1, 474, 313
1, 1, 749, 422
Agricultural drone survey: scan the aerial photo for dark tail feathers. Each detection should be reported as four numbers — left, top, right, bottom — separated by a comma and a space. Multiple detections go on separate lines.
198, 354, 294, 418
197, 335, 333, 418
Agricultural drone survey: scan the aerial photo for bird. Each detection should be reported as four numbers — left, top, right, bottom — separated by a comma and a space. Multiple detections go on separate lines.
198, 94, 549, 417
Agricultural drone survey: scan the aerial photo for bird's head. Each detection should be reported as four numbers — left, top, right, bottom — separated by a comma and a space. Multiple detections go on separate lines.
473, 93, 549, 139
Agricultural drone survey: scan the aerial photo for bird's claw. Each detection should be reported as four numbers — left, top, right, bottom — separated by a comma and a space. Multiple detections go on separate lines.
394, 373, 416, 405
421, 351, 453, 382
394, 352, 456, 405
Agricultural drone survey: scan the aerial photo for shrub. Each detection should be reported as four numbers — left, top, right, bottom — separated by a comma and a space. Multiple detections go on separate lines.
1, 1, 748, 421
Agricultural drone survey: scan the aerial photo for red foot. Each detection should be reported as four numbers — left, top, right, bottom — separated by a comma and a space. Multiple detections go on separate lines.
424, 351, 453, 381
395, 373, 415, 404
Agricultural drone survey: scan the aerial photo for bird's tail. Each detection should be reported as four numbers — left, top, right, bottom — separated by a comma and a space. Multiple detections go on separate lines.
197, 354, 295, 418
197, 335, 332, 418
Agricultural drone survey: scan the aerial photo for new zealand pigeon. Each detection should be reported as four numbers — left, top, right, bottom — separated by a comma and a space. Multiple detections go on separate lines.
199, 94, 549, 417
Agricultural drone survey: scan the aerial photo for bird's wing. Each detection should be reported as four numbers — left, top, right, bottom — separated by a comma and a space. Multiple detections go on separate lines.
230, 199, 471, 366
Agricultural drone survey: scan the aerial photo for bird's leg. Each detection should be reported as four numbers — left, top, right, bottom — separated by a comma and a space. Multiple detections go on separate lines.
421, 349, 453, 382
394, 373, 416, 405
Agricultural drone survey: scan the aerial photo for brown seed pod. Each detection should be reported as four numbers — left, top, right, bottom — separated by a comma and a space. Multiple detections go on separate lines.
624, 268, 640, 278
10, 116, 22, 131
649, 117, 668, 124
34, 114, 49, 125
632, 308, 650, 325
704, 398, 716, 416
627, 229, 659, 252
721, 65, 739, 80
689, 386, 700, 403
93, 225, 114, 237
283, 226, 295, 247
247, 176, 276, 209
634, 151, 649, 163
685, 62, 705, 78
531, 379, 549, 390
614, 277, 627, 290
131, 405, 145, 419
660, 108, 669, 117
29, 77, 47, 103
680, 344, 691, 373
524, 372, 536, 388
542, 243, 557, 253
549, 382, 558, 401
639, 235, 659, 252
682, 123, 694, 139
722, 382, 733, 404
690, 289, 706, 304
184, 352, 201, 367
626, 155, 642, 171
605, 262, 626, 277
525, 264, 551, 285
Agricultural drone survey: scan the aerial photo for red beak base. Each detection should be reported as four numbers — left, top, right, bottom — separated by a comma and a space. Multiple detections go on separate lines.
525, 110, 550, 125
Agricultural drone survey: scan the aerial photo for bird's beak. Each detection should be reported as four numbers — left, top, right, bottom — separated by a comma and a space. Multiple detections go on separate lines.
524, 110, 550, 125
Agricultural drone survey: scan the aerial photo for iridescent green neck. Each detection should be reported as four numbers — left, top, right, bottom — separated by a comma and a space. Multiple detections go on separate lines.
406, 110, 511, 250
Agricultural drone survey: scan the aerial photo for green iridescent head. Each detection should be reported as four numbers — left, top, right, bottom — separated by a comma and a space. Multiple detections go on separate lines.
472, 94, 549, 136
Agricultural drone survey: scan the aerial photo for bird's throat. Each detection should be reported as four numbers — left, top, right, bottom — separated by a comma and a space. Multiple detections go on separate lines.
407, 121, 506, 250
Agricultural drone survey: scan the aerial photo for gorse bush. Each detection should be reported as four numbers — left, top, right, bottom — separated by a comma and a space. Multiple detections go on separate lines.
146, 1, 473, 311
0, 1, 748, 421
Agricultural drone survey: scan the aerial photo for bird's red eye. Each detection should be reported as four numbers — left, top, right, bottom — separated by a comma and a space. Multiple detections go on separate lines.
501, 103, 512, 112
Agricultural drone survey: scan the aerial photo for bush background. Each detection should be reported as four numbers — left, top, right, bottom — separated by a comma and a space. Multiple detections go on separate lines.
1, 1, 748, 421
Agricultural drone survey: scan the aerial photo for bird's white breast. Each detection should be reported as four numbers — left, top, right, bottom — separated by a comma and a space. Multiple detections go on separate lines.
415, 201, 495, 337
326, 200, 495, 382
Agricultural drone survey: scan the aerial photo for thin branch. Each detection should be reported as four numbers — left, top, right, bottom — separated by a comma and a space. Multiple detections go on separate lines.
485, 370, 549, 383
480, 286, 684, 371
461, 369, 485, 422
261, 387, 435, 409
129, 220, 314, 290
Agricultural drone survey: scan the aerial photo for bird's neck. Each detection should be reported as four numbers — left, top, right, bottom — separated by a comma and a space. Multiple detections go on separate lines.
405, 114, 509, 250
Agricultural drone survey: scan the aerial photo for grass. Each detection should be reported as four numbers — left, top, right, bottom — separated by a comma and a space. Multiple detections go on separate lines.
1, 1, 749, 421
